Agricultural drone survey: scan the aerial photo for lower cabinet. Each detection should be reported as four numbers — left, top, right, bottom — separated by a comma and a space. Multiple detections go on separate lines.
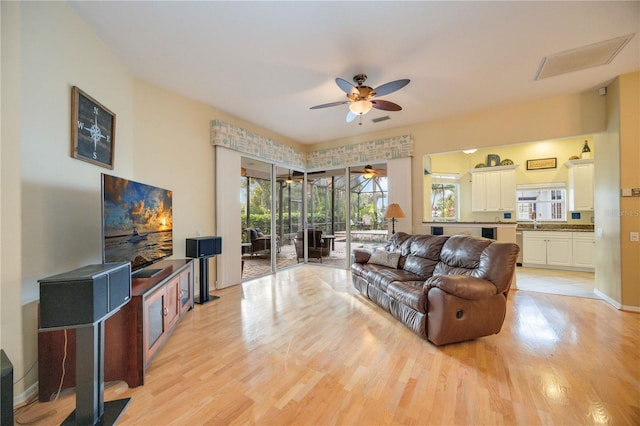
142, 269, 192, 364
522, 231, 594, 271
572, 233, 595, 269
38, 259, 194, 401
523, 231, 573, 267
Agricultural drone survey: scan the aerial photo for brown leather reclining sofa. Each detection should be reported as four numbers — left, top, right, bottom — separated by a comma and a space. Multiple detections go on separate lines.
351, 232, 519, 345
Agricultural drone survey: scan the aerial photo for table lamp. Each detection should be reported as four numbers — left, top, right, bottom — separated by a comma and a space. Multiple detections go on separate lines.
384, 203, 405, 234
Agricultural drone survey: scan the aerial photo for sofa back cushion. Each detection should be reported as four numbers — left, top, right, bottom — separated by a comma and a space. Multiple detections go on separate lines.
402, 235, 448, 278
384, 232, 413, 269
433, 235, 519, 293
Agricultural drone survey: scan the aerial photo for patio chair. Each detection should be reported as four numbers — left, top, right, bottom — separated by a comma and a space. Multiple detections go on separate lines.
294, 229, 331, 263
245, 227, 280, 254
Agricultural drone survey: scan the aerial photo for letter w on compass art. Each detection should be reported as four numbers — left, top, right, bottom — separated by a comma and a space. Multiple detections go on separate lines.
71, 86, 116, 169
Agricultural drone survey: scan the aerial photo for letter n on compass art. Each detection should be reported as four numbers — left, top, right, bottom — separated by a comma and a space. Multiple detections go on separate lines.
71, 86, 116, 169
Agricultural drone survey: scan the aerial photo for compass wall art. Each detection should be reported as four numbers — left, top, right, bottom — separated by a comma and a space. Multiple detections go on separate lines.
71, 86, 115, 169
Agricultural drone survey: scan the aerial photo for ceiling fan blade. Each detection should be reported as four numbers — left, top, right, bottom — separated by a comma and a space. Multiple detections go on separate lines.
346, 110, 358, 123
336, 78, 358, 95
373, 79, 410, 97
371, 99, 402, 111
310, 100, 350, 110
374, 169, 387, 177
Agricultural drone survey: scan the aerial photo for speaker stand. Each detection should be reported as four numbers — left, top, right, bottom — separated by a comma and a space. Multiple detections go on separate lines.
194, 257, 219, 304
62, 321, 130, 426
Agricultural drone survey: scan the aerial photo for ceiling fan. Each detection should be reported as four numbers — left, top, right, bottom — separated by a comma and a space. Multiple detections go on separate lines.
310, 74, 410, 125
351, 165, 387, 179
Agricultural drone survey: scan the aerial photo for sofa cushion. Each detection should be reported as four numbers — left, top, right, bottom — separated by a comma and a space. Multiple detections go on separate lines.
368, 249, 401, 268
387, 281, 427, 313
425, 275, 498, 300
364, 266, 425, 293
402, 235, 448, 278
384, 232, 413, 254
437, 235, 492, 270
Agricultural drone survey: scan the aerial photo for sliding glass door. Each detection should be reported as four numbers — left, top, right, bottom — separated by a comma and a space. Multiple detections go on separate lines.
349, 163, 389, 252
305, 168, 349, 267
275, 166, 304, 270
240, 159, 390, 278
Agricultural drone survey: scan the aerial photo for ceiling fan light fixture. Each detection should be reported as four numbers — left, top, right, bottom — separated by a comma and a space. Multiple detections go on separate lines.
349, 100, 373, 116
362, 165, 375, 179
285, 170, 293, 184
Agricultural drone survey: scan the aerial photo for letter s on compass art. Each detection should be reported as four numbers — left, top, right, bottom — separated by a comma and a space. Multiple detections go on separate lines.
71, 86, 116, 169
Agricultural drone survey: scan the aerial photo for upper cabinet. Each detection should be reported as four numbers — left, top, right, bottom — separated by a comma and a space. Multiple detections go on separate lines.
469, 164, 519, 212
565, 159, 594, 211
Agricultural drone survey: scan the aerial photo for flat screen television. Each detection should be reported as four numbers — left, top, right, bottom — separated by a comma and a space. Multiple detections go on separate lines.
101, 174, 173, 277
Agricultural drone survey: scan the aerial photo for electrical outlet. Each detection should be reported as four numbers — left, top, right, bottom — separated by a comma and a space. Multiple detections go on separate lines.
631, 232, 639, 242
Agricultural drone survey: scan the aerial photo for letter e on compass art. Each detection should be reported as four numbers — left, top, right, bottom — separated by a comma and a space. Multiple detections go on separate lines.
71, 86, 116, 169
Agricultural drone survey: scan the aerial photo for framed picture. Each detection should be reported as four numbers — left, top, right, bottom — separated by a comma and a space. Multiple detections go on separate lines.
526, 157, 557, 170
71, 86, 116, 169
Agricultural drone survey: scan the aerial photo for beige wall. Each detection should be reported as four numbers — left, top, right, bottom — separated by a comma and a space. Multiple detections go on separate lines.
3, 1, 134, 399
617, 72, 640, 308
313, 91, 606, 234
596, 80, 623, 304
1, 0, 637, 405
0, 1, 297, 400
427, 137, 596, 223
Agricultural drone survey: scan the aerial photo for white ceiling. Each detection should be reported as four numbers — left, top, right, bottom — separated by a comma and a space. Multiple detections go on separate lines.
69, 1, 639, 145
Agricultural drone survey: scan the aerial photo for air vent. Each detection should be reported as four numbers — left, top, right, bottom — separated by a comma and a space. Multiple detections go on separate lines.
535, 34, 634, 80
371, 116, 390, 123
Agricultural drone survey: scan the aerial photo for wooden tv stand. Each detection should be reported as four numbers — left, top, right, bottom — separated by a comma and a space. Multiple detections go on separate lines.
38, 259, 194, 402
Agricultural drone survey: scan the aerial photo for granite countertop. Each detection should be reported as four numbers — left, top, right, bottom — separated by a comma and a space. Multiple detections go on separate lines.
517, 224, 594, 232
422, 221, 517, 226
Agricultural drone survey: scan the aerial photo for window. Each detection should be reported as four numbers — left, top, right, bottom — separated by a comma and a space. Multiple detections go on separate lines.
431, 174, 459, 221
517, 183, 566, 222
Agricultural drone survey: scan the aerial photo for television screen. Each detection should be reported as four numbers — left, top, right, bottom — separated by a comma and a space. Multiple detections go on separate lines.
101, 174, 173, 273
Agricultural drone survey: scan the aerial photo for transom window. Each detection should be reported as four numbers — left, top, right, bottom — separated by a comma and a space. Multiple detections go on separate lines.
517, 183, 566, 222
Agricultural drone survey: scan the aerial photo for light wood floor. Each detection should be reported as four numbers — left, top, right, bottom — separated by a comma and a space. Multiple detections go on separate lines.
16, 266, 639, 425
516, 266, 597, 299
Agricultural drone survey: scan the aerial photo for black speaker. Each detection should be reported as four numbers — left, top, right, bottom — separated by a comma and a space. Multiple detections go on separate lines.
1, 350, 13, 426
186, 236, 222, 259
482, 227, 497, 240
431, 226, 444, 236
38, 262, 131, 330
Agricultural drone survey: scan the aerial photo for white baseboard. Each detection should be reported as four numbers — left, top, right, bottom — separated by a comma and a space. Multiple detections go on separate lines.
14, 381, 38, 407
621, 303, 640, 313
594, 289, 622, 310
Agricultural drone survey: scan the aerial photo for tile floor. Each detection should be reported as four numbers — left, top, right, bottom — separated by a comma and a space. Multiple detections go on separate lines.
515, 266, 597, 299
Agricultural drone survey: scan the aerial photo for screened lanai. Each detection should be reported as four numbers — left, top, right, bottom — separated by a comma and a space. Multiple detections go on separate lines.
241, 161, 391, 280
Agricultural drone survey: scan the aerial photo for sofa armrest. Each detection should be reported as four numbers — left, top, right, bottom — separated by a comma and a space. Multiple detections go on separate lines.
351, 248, 372, 264
425, 275, 497, 300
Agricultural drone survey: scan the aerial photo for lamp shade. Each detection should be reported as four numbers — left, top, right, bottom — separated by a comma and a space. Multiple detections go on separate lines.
384, 203, 405, 219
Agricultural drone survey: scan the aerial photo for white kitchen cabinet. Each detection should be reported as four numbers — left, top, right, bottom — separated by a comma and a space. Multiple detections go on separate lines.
566, 159, 594, 211
522, 231, 573, 267
523, 231, 594, 271
471, 171, 487, 212
572, 232, 595, 269
522, 233, 547, 265
470, 165, 518, 212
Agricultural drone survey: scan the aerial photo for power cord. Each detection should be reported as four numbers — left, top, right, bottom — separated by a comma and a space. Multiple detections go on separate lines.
13, 329, 68, 425
53, 329, 68, 402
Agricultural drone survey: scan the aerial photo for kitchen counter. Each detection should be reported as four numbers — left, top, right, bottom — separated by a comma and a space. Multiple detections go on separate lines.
517, 224, 594, 232
422, 221, 517, 226
422, 221, 517, 242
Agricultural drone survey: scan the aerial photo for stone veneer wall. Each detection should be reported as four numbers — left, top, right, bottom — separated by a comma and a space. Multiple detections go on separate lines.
211, 119, 413, 169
